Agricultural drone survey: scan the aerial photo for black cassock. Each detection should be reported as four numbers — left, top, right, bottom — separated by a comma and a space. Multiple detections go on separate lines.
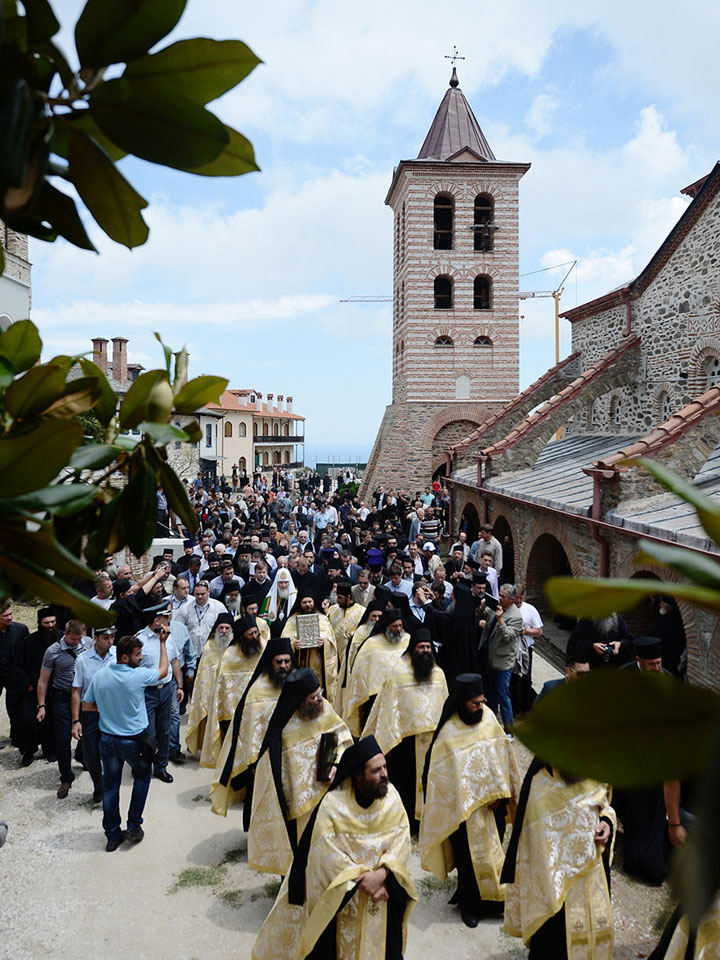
441, 583, 484, 683
6, 629, 58, 757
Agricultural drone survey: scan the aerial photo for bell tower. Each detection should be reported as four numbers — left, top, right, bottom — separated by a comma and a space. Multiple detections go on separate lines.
361, 68, 530, 495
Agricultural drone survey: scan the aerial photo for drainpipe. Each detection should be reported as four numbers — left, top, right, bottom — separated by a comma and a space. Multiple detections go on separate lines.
586, 468, 614, 578
620, 286, 632, 338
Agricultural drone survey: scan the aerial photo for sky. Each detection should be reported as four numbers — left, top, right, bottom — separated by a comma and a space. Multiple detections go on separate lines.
28, 0, 720, 465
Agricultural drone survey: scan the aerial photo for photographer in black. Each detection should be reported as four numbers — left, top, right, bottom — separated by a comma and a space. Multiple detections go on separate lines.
566, 613, 633, 668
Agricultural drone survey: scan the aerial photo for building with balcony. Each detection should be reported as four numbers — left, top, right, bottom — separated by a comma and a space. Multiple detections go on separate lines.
210, 389, 305, 473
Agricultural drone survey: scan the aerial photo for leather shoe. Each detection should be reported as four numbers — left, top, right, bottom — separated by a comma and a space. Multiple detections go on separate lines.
126, 826, 144, 843
154, 769, 173, 783
105, 831, 127, 852
92, 787, 103, 803
21, 753, 34, 767
169, 750, 186, 763
56, 782, 71, 799
460, 909, 479, 928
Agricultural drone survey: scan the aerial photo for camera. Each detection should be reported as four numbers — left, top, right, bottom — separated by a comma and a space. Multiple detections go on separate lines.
601, 644, 613, 663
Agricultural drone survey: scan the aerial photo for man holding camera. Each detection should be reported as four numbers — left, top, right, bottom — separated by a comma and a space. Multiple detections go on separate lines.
83, 632, 169, 852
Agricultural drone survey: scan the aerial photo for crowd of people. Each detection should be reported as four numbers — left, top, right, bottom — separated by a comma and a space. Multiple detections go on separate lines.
0, 466, 707, 960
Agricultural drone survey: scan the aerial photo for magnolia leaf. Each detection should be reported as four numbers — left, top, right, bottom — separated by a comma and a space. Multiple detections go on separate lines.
0, 357, 14, 390
515, 670, 720, 787
53, 112, 127, 163
2, 362, 66, 419
37, 181, 97, 251
153, 331, 172, 375
75, 0, 186, 67
0, 521, 92, 579
0, 77, 34, 188
90, 78, 228, 171
545, 576, 720, 617
5, 483, 97, 515
124, 38, 260, 105
69, 443, 123, 470
118, 368, 166, 429
23, 0, 60, 41
635, 539, 720, 590
0, 552, 113, 626
182, 418, 201, 443
189, 124, 258, 176
78, 357, 117, 426
630, 458, 720, 547
137, 421, 189, 444
173, 346, 187, 390
68, 131, 148, 248
157, 458, 197, 534
122, 458, 157, 555
0, 318, 42, 372
173, 374, 228, 413
41, 376, 101, 418
0, 421, 83, 496
114, 433, 140, 451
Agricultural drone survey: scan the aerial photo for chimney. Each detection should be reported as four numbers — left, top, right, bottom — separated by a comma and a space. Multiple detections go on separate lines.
287, 396, 293, 413
277, 395, 284, 407
267, 393, 274, 409
111, 337, 128, 383
92, 337, 108, 374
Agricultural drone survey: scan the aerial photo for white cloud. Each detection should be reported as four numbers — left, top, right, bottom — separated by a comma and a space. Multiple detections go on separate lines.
525, 93, 559, 138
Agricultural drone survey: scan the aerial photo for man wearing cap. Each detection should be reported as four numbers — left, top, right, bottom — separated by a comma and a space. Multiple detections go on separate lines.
252, 736, 417, 960
502, 759, 615, 958
247, 668, 352, 876
210, 636, 295, 818
199, 614, 265, 768
219, 579, 243, 618
420, 674, 520, 927
281, 587, 339, 706
71, 625, 117, 803
343, 609, 410, 737
327, 582, 365, 667
185, 613, 235, 758
176, 538, 196, 573
363, 629, 448, 835
613, 635, 683, 883
136, 601, 184, 783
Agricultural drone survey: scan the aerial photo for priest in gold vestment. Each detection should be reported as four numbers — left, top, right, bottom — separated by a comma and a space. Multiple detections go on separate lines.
501, 758, 615, 959
362, 628, 447, 835
342, 609, 409, 737
420, 673, 520, 927
247, 667, 352, 877
282, 588, 339, 707
185, 612, 234, 757
648, 892, 720, 960
209, 635, 294, 818
199, 614, 265, 768
252, 736, 418, 960
327, 582, 365, 667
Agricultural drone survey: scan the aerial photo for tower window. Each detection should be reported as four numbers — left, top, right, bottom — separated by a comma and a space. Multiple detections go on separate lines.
704, 355, 720, 389
434, 335, 454, 347
474, 335, 492, 347
434, 275, 453, 309
433, 195, 453, 250
474, 194, 494, 251
661, 392, 672, 421
474, 275, 491, 310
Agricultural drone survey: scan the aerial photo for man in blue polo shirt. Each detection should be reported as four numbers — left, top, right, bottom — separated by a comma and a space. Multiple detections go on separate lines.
71, 625, 116, 804
84, 632, 168, 852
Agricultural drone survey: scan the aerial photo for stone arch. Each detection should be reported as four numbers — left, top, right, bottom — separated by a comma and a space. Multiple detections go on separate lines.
469, 182, 505, 202
470, 324, 500, 346
428, 325, 461, 346
492, 514, 515, 582
689, 338, 720, 392
432, 417, 479, 457
426, 262, 460, 280
457, 498, 481, 544
418, 404, 486, 453
522, 528, 578, 623
423, 181, 463, 201
651, 381, 675, 422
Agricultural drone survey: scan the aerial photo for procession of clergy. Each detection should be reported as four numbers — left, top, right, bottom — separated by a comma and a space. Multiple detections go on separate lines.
176, 537, 623, 960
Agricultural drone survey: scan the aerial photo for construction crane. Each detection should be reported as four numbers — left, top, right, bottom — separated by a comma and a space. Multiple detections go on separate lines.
519, 260, 577, 364
339, 296, 392, 303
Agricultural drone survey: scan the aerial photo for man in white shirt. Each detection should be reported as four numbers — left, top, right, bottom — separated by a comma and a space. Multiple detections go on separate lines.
173, 582, 226, 664
513, 583, 543, 714
90, 572, 115, 611
478, 550, 499, 599
470, 525, 503, 574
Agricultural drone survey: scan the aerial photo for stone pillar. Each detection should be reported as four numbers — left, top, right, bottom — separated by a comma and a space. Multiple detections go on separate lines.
111, 337, 128, 383
92, 337, 108, 374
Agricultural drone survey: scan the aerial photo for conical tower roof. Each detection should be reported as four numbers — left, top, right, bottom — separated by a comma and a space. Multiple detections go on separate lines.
417, 68, 495, 162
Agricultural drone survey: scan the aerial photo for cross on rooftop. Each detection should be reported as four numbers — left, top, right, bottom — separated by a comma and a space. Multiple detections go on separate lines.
444, 45, 465, 67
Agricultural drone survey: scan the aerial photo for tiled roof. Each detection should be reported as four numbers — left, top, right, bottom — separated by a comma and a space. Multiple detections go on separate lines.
450, 351, 581, 454
479, 336, 641, 460
207, 390, 304, 420
593, 384, 720, 471
417, 69, 496, 162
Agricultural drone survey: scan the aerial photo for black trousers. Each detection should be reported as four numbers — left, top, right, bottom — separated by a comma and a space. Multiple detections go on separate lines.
52, 690, 74, 784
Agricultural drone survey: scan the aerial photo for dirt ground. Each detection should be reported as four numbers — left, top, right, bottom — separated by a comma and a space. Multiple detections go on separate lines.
0, 607, 669, 959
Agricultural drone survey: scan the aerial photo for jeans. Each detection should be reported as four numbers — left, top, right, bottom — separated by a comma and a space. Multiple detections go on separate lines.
51, 690, 74, 784
144, 683, 172, 773
81, 711, 103, 792
489, 668, 514, 729
99, 734, 152, 839
169, 680, 180, 755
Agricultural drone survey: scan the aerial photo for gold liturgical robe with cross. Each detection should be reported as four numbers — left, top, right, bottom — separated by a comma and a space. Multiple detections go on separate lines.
198, 641, 264, 768
252, 779, 418, 960
420, 709, 520, 900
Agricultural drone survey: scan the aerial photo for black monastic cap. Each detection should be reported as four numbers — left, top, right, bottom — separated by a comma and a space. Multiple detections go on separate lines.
633, 635, 663, 659
233, 614, 258, 638
333, 735, 383, 787
335, 581, 352, 596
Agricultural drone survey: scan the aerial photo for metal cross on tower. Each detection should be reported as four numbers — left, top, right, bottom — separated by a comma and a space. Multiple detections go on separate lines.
444, 46, 465, 67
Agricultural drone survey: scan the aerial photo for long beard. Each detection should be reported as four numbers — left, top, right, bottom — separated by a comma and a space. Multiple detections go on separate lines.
458, 705, 484, 726
270, 666, 290, 688
595, 614, 618, 637
225, 599, 241, 615
298, 699, 323, 720
411, 652, 435, 681
355, 776, 389, 804
240, 638, 261, 657
385, 630, 403, 644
